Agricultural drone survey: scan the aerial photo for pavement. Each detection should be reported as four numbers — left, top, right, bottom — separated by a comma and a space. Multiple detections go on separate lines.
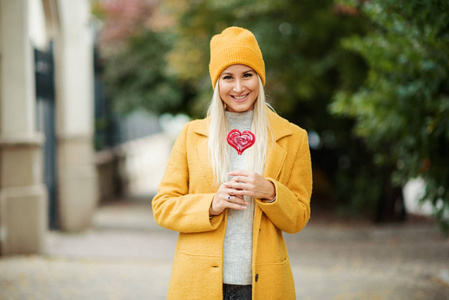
0, 199, 448, 300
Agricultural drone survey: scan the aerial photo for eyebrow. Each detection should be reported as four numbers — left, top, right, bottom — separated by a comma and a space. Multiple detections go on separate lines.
222, 69, 255, 76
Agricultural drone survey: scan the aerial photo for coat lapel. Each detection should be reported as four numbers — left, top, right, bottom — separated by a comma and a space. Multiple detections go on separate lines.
264, 141, 287, 180
194, 119, 216, 191
263, 107, 292, 180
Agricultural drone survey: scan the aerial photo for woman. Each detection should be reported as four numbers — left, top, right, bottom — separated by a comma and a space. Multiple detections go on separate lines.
152, 26, 312, 300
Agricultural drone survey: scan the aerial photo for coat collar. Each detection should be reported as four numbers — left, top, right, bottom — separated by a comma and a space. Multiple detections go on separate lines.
266, 106, 292, 141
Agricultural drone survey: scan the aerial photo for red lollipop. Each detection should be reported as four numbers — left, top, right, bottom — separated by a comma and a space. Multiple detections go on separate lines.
227, 129, 255, 155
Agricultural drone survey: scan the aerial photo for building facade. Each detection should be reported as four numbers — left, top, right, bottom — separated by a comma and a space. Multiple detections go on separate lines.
0, 0, 98, 255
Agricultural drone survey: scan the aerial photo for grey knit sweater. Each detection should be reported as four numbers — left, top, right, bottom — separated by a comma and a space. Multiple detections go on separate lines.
223, 110, 254, 285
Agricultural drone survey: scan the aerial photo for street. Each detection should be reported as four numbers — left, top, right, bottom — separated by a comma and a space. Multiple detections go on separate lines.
0, 199, 448, 300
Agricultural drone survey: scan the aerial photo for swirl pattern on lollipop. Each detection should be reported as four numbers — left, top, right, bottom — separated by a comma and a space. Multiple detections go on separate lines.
227, 129, 255, 155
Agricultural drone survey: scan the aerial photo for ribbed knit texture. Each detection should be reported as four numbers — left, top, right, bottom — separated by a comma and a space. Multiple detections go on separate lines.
223, 110, 254, 285
209, 27, 265, 88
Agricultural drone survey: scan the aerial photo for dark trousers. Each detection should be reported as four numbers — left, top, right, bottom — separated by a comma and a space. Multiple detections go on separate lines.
223, 284, 252, 300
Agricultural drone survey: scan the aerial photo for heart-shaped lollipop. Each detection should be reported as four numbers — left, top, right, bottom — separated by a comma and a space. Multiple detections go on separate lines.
227, 129, 255, 155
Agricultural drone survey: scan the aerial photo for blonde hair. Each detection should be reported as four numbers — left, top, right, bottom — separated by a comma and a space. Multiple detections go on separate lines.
207, 76, 271, 186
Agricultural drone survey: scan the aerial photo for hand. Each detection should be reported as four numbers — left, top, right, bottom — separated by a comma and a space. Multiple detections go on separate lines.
225, 170, 276, 201
210, 182, 249, 216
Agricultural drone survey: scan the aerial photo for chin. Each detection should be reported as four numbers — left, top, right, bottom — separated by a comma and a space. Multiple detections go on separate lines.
226, 100, 255, 113
229, 106, 251, 113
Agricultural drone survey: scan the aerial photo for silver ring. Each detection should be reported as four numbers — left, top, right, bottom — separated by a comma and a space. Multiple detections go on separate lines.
227, 196, 231, 200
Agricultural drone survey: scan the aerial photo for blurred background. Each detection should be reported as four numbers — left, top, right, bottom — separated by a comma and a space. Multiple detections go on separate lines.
0, 0, 448, 299
90, 0, 449, 229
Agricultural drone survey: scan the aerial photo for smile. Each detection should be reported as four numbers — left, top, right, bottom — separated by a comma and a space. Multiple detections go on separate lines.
232, 94, 249, 101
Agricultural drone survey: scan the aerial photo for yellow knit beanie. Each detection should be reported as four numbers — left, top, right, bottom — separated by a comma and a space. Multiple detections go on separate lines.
209, 26, 265, 88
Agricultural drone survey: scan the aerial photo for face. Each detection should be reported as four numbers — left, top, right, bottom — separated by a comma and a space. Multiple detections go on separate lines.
218, 64, 260, 113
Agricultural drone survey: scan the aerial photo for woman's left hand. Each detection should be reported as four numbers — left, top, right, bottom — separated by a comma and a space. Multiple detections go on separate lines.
226, 170, 276, 201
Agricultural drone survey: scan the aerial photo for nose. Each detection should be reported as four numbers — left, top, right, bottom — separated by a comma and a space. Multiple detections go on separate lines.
233, 79, 243, 93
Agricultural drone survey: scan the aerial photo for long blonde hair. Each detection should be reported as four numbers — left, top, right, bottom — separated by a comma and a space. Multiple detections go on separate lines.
207, 76, 271, 186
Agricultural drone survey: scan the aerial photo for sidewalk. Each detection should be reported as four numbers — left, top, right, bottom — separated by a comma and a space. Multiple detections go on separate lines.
0, 199, 448, 300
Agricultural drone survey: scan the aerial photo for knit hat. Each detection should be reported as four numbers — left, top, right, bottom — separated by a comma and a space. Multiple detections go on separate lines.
209, 26, 265, 88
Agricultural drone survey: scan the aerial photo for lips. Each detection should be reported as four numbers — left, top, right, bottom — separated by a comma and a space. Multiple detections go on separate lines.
231, 94, 249, 101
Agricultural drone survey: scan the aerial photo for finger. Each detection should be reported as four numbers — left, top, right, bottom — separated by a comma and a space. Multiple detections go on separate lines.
225, 181, 248, 191
228, 170, 251, 177
227, 202, 248, 211
228, 193, 245, 202
225, 194, 248, 206
230, 189, 253, 198
228, 176, 248, 184
225, 187, 243, 197
233, 194, 245, 200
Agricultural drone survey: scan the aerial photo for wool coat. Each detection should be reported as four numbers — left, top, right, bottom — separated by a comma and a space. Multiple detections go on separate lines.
152, 107, 312, 300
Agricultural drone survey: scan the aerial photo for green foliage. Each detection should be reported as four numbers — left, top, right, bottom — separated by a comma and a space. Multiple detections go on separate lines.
101, 30, 188, 115
331, 0, 449, 232
92, 0, 194, 115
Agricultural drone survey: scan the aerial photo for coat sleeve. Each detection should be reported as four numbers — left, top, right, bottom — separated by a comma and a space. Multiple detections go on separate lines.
152, 123, 223, 233
256, 127, 312, 234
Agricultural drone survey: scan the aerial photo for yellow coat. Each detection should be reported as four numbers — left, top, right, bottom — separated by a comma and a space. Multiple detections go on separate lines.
152, 108, 312, 299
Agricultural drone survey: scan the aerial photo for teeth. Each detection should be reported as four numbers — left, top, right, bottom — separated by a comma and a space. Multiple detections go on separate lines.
233, 95, 247, 100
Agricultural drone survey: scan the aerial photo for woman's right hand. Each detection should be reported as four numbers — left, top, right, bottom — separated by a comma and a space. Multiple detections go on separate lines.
209, 182, 249, 216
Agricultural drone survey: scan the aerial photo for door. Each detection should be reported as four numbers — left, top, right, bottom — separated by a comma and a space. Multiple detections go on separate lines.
35, 44, 58, 229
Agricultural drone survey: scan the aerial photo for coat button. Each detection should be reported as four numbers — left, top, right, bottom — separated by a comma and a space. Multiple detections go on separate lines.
255, 274, 259, 282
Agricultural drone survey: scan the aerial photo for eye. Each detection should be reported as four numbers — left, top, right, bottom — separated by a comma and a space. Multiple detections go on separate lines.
222, 75, 233, 80
243, 72, 253, 78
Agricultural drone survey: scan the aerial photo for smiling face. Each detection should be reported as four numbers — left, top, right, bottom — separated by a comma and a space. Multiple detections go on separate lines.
218, 64, 260, 112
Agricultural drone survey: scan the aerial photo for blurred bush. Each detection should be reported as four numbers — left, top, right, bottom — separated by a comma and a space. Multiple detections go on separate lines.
332, 0, 449, 232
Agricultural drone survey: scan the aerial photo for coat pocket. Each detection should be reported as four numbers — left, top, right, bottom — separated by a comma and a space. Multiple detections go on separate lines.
254, 259, 296, 300
168, 250, 222, 300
